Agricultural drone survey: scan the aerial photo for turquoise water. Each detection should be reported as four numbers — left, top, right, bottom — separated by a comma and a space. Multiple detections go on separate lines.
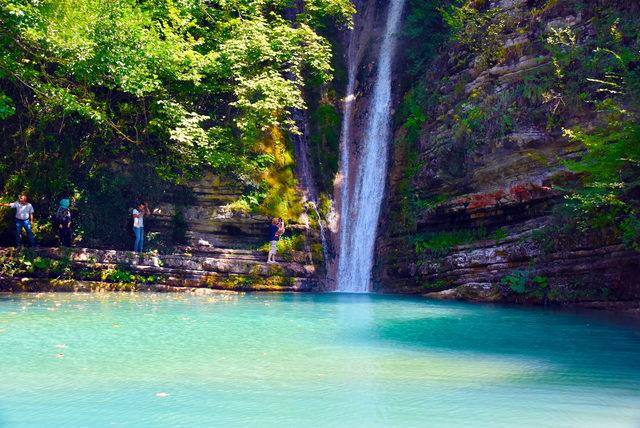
1, 293, 640, 427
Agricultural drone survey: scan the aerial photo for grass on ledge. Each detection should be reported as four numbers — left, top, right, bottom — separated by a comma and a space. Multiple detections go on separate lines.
414, 227, 508, 257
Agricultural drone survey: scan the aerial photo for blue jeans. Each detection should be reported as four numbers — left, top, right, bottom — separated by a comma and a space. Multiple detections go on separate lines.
133, 227, 144, 253
15, 219, 35, 246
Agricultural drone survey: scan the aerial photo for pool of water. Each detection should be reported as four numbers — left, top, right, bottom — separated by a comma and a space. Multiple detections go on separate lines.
1, 292, 640, 427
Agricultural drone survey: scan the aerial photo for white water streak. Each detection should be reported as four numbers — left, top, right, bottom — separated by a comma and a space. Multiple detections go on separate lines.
309, 201, 329, 269
337, 0, 405, 293
336, 28, 358, 289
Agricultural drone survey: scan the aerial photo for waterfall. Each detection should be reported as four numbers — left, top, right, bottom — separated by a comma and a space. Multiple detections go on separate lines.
309, 201, 329, 267
336, 0, 406, 293
336, 28, 358, 290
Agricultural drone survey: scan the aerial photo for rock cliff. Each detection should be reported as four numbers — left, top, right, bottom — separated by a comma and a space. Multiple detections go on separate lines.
377, 0, 640, 303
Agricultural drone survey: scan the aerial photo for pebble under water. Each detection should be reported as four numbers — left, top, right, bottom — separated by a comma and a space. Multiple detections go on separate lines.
1, 292, 640, 427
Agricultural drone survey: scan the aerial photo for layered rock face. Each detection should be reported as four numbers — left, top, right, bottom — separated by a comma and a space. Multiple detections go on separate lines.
153, 172, 277, 249
377, 0, 640, 303
5, 171, 324, 291
1, 171, 324, 291
0, 247, 319, 292
152, 170, 320, 255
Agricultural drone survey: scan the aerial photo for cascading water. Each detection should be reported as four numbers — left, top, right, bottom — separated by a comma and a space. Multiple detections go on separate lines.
336, 28, 358, 290
336, 0, 406, 293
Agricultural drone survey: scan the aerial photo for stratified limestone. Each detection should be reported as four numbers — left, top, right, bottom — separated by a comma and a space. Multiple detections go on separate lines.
153, 171, 319, 250
153, 172, 276, 249
377, 1, 640, 304
0, 247, 321, 293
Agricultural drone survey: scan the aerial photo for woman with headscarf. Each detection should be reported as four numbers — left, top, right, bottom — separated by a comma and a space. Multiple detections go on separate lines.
55, 198, 72, 247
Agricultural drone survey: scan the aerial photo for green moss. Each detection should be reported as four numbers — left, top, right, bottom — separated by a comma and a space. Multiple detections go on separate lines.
213, 271, 295, 291
0, 248, 162, 285
500, 270, 548, 296
414, 228, 491, 257
442, 2, 517, 69
491, 227, 508, 243
404, 0, 462, 77
99, 268, 157, 285
317, 193, 332, 219
423, 279, 451, 290
620, 216, 640, 252
414, 195, 448, 211
310, 103, 341, 191
310, 243, 324, 264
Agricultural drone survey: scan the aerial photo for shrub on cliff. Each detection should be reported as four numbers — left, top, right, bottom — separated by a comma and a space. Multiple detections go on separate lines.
552, 6, 640, 248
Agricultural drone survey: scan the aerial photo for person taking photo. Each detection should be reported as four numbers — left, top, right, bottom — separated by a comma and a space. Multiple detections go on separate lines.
132, 202, 150, 253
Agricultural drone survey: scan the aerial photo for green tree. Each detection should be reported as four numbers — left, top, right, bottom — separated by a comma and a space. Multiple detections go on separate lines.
0, 0, 354, 244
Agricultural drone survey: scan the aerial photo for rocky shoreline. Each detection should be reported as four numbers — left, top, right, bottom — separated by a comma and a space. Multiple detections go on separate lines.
0, 277, 246, 294
1, 246, 638, 315
1, 241, 638, 312
0, 247, 320, 293
3, 273, 639, 317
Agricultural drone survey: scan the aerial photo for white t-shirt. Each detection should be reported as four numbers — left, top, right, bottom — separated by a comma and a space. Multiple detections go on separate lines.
132, 209, 144, 228
11, 202, 34, 220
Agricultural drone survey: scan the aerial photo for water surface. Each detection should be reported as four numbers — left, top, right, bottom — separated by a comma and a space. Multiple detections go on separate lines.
1, 292, 639, 427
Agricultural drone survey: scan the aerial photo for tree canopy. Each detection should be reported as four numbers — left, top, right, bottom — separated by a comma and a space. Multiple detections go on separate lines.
0, 0, 354, 243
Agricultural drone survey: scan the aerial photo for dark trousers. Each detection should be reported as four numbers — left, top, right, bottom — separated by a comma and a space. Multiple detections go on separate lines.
59, 227, 72, 246
15, 219, 35, 246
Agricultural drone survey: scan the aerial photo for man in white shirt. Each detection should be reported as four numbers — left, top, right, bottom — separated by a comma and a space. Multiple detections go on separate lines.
2, 194, 36, 246
132, 202, 150, 253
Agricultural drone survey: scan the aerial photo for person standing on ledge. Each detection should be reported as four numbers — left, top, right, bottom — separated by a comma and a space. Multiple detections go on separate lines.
266, 217, 282, 263
2, 194, 36, 247
132, 202, 150, 253
55, 198, 72, 247
277, 218, 285, 240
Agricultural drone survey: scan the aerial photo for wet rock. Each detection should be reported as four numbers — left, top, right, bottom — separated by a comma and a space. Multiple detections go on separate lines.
545, 14, 582, 32
425, 283, 503, 302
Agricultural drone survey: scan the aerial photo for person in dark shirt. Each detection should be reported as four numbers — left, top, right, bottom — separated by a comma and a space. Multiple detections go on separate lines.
55, 199, 72, 247
266, 217, 284, 263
